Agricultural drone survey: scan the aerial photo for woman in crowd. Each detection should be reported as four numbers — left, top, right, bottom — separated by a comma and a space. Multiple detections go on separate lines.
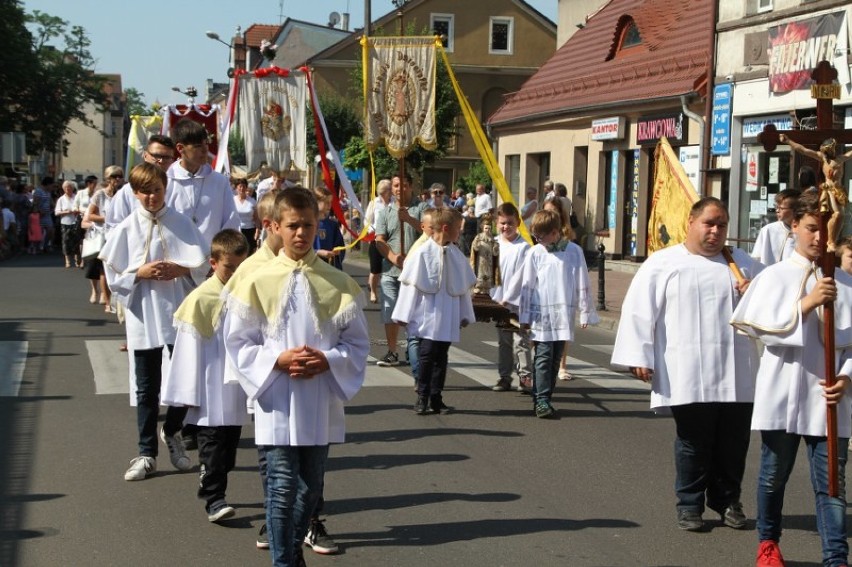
233, 178, 258, 254
84, 166, 123, 311
73, 175, 98, 267
54, 180, 81, 268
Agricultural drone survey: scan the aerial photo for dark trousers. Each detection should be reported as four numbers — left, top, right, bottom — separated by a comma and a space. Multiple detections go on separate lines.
197, 425, 242, 509
669, 402, 753, 514
416, 339, 450, 399
134, 346, 184, 457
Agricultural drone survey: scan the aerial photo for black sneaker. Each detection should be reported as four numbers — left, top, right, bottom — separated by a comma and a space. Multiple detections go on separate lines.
677, 509, 703, 531
414, 395, 430, 415
256, 523, 269, 549
492, 379, 512, 392
376, 351, 400, 367
721, 502, 747, 529
304, 518, 339, 554
430, 395, 448, 414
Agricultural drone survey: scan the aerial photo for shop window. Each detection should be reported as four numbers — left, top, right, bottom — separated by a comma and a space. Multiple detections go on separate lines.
489, 17, 513, 55
431, 14, 454, 52
506, 154, 520, 198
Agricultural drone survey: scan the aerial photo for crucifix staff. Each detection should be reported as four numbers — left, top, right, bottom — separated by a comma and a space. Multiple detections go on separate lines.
758, 60, 848, 496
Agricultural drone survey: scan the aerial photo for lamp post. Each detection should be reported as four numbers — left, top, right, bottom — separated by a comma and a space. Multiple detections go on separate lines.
205, 29, 238, 78
391, 0, 409, 35
171, 86, 198, 103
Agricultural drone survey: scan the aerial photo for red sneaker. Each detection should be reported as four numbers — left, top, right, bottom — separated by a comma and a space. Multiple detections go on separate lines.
756, 540, 785, 567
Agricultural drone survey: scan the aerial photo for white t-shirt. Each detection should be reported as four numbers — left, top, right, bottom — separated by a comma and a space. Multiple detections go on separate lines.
234, 196, 257, 229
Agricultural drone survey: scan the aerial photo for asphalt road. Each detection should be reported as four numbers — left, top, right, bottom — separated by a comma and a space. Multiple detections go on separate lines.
0, 251, 833, 567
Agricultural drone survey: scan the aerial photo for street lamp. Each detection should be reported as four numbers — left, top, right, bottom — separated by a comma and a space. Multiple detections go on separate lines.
171, 86, 198, 103
205, 31, 231, 49
391, 0, 409, 35
205, 28, 238, 78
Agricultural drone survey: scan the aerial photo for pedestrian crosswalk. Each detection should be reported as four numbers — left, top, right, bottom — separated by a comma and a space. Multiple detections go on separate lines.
0, 339, 646, 397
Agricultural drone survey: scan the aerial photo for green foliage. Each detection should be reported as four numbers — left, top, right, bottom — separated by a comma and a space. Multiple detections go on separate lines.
0, 3, 107, 156
457, 161, 492, 192
125, 87, 148, 117
228, 128, 246, 165
306, 93, 362, 159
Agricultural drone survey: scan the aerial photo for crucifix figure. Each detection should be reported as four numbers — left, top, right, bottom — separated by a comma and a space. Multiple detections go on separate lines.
758, 61, 852, 252
757, 60, 851, 497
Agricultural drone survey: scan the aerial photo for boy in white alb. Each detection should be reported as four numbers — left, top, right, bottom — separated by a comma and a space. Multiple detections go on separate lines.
162, 229, 249, 523
490, 202, 533, 393
224, 187, 368, 567
751, 189, 800, 265
504, 210, 598, 418
99, 163, 209, 481
392, 207, 475, 415
731, 191, 852, 567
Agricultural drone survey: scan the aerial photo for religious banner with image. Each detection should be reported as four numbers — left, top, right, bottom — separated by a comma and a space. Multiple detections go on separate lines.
237, 68, 307, 173
362, 36, 438, 158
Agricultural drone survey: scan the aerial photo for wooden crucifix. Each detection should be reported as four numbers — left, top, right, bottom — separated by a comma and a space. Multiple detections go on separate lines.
758, 60, 850, 498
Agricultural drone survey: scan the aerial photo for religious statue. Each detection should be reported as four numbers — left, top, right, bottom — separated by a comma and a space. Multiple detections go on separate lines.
469, 213, 500, 295
780, 134, 852, 251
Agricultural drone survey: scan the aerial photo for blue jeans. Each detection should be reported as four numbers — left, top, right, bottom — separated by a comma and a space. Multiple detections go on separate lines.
262, 445, 329, 567
532, 340, 565, 405
757, 431, 848, 566
407, 336, 420, 382
669, 402, 752, 514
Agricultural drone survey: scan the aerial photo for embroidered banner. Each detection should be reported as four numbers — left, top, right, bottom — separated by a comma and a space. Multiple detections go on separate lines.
160, 104, 220, 157
648, 137, 699, 254
363, 36, 437, 158
237, 69, 307, 173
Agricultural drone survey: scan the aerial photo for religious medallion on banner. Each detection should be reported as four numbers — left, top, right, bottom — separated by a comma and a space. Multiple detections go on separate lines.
237, 71, 307, 173
363, 36, 437, 158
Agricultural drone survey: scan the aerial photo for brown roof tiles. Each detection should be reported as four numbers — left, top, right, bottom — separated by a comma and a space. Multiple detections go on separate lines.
489, 0, 713, 126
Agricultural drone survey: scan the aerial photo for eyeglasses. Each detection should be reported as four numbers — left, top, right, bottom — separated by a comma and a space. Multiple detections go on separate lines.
146, 152, 175, 163
432, 190, 444, 195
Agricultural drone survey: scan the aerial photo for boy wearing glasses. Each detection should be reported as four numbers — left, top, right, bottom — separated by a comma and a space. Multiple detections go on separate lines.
107, 135, 177, 229
751, 188, 801, 265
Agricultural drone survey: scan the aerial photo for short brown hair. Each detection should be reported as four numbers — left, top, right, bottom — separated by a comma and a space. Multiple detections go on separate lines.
836, 236, 852, 257
793, 190, 821, 221
496, 202, 520, 222
430, 207, 462, 231
129, 163, 166, 193
211, 228, 249, 260
689, 196, 728, 220
257, 188, 280, 222
530, 209, 561, 237
274, 186, 318, 221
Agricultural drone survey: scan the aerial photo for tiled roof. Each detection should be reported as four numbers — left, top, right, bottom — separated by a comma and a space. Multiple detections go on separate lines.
244, 24, 282, 48
489, 0, 712, 126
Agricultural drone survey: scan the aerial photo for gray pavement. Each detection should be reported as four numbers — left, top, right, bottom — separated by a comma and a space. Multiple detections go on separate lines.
0, 250, 835, 567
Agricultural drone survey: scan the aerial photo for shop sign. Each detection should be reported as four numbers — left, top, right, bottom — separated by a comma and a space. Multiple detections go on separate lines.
636, 112, 687, 145
768, 11, 848, 94
742, 114, 792, 138
590, 117, 625, 141
711, 84, 732, 156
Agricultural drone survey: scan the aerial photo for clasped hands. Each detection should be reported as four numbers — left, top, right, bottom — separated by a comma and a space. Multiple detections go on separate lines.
276, 345, 330, 378
137, 261, 189, 282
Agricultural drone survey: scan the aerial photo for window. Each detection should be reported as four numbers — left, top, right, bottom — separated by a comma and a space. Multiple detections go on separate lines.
506, 154, 520, 198
757, 0, 773, 13
431, 13, 454, 52
622, 22, 641, 47
489, 17, 514, 55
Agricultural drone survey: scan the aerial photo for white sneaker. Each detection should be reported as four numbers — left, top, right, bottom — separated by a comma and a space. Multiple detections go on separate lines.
124, 456, 156, 481
160, 426, 192, 471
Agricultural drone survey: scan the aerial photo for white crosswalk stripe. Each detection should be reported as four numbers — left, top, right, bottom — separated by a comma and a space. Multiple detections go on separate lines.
0, 341, 28, 397
82, 339, 643, 395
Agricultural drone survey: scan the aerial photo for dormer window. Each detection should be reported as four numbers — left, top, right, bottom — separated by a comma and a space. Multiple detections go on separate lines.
606, 16, 643, 60
622, 22, 641, 48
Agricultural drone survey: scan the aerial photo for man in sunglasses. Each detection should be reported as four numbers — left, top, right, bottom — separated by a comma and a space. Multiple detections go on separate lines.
429, 183, 446, 209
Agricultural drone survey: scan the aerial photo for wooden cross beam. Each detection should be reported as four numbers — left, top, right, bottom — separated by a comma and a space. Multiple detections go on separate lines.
758, 61, 852, 157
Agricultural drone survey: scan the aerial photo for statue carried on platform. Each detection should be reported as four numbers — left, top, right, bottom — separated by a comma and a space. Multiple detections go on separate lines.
469, 213, 500, 295
780, 134, 852, 251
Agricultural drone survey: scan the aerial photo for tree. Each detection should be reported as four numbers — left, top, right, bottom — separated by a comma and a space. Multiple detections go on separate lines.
457, 161, 492, 192
0, 3, 107, 156
306, 93, 362, 161
125, 87, 149, 117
